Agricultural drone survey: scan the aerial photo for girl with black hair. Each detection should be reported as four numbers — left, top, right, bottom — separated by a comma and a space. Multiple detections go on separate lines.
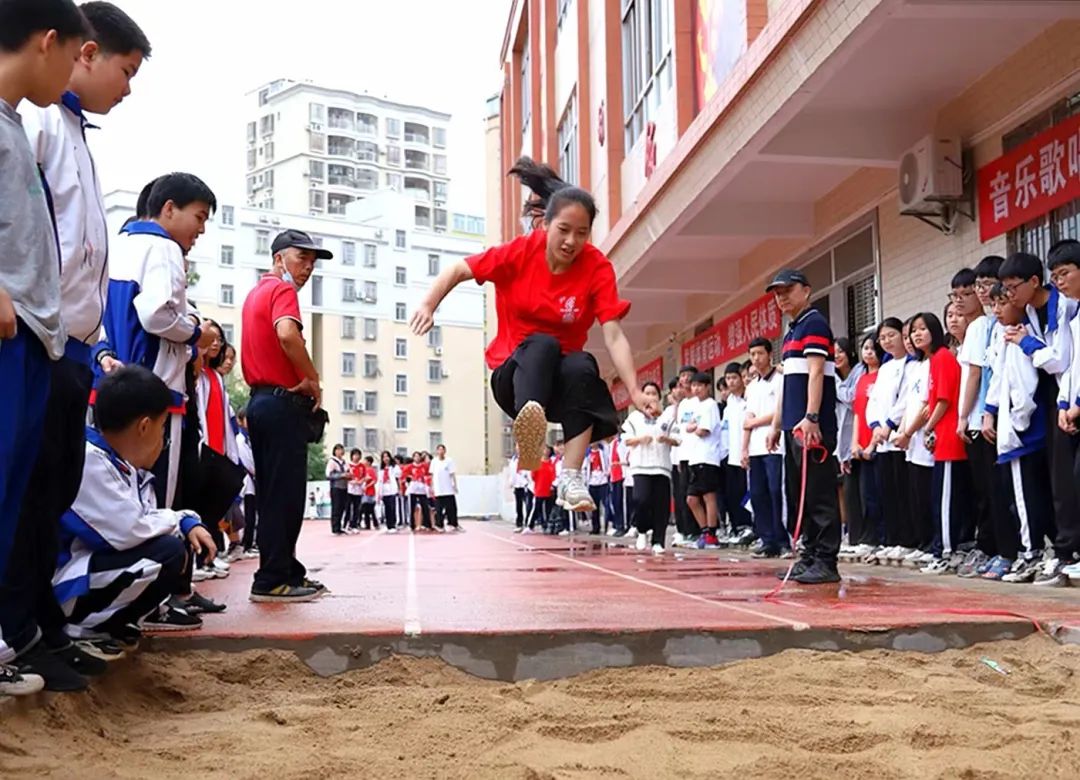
622, 381, 674, 552
849, 332, 885, 551
378, 451, 400, 533
412, 157, 659, 514
833, 336, 861, 548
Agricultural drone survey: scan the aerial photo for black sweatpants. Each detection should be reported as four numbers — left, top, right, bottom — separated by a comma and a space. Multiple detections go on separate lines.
410, 493, 432, 529
435, 495, 458, 528
723, 464, 751, 530
966, 433, 1005, 557
490, 333, 619, 443
514, 487, 532, 528
242, 494, 258, 550
878, 450, 909, 547
1000, 450, 1054, 559
672, 461, 696, 537
632, 474, 671, 547
359, 499, 377, 529
850, 457, 884, 547
345, 494, 362, 529
5, 354, 92, 648
930, 460, 974, 557
907, 463, 933, 551
329, 486, 348, 534
382, 496, 398, 529
783, 432, 840, 564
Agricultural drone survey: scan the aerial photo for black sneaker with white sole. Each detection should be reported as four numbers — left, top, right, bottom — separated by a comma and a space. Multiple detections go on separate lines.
0, 664, 45, 697
75, 638, 126, 662
793, 559, 841, 585
17, 643, 88, 692
142, 604, 203, 632
249, 584, 321, 603
178, 592, 227, 615
49, 641, 108, 677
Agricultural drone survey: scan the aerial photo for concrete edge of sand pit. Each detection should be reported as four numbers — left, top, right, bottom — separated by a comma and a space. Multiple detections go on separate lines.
137, 619, 1076, 682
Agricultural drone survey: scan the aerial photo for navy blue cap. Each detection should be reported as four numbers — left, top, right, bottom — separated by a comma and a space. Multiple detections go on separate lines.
765, 268, 810, 291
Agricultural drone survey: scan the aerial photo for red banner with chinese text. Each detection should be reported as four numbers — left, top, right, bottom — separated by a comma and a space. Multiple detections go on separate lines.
611, 356, 664, 412
977, 113, 1080, 242
680, 294, 781, 371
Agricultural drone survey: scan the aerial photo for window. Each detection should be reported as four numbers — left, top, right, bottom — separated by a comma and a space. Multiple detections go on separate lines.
395, 338, 407, 359
396, 446, 409, 459
363, 244, 377, 267
328, 106, 355, 131
521, 40, 531, 131
429, 395, 442, 418
328, 193, 353, 215
328, 135, 355, 157
357, 113, 378, 136
395, 302, 407, 322
309, 190, 325, 211
341, 352, 356, 376
453, 214, 486, 234
386, 173, 403, 192
221, 206, 234, 226
433, 181, 448, 201
405, 149, 429, 171
557, 92, 578, 185
387, 145, 401, 166
246, 121, 256, 144
342, 316, 356, 339
395, 410, 408, 431
356, 141, 378, 162
309, 160, 325, 180
221, 323, 234, 344
342, 427, 357, 449
434, 209, 447, 230
220, 245, 234, 266
256, 230, 270, 254
395, 230, 406, 249
395, 266, 406, 286
395, 374, 408, 394
427, 254, 440, 276
363, 391, 378, 414
386, 117, 401, 137
432, 127, 447, 148
363, 317, 377, 340
356, 169, 378, 190
338, 240, 355, 266
415, 205, 432, 229
342, 390, 357, 413
404, 122, 430, 144
428, 359, 443, 382
428, 432, 442, 452
309, 132, 326, 153
328, 163, 353, 186
428, 325, 442, 348
309, 102, 326, 124
220, 284, 234, 306
247, 148, 256, 170
263, 141, 274, 163
259, 114, 274, 135
342, 278, 356, 302
363, 280, 377, 302
622, 0, 673, 149
364, 353, 378, 378
311, 275, 323, 306
364, 428, 379, 450
434, 155, 447, 175
264, 169, 275, 189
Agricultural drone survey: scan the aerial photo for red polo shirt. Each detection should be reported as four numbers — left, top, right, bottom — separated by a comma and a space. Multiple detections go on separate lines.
467, 230, 631, 370
242, 274, 303, 388
927, 347, 966, 462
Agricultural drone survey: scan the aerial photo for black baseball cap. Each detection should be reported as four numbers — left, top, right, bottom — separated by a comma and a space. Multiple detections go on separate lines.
271, 229, 333, 260
765, 268, 810, 291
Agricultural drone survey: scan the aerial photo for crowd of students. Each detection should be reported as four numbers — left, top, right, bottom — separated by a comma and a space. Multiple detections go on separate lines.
325, 446, 462, 534
508, 246, 1080, 591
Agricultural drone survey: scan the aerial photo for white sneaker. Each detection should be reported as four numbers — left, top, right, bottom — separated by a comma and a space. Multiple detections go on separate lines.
559, 472, 596, 513
0, 665, 45, 697
387, 528, 399, 534
243, 549, 259, 559
513, 527, 524, 534
558, 530, 570, 537
1062, 561, 1080, 579
213, 557, 231, 571
903, 549, 924, 562
635, 534, 648, 551
920, 558, 949, 574
625, 528, 638, 539
606, 527, 618, 537
673, 532, 686, 546
889, 547, 914, 562
522, 527, 533, 535
192, 567, 213, 582
652, 544, 665, 555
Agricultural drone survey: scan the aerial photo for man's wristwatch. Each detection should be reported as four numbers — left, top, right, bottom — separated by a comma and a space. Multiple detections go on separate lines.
804, 412, 820, 424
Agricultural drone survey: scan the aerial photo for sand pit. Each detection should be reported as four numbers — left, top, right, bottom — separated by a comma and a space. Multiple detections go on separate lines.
2, 636, 1080, 779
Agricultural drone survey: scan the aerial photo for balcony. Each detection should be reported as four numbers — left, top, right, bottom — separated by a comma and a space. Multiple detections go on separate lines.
327, 107, 355, 132
404, 121, 430, 145
327, 135, 355, 158
357, 113, 378, 137
404, 175, 431, 201
404, 149, 429, 172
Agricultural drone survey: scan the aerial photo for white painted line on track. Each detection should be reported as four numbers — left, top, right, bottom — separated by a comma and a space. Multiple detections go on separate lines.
404, 531, 422, 636
478, 529, 809, 631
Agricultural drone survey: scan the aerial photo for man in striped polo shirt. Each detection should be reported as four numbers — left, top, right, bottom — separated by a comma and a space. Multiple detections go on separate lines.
765, 269, 841, 584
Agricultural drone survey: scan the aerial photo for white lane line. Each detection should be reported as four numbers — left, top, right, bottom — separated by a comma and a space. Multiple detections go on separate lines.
478, 529, 809, 631
404, 530, 421, 636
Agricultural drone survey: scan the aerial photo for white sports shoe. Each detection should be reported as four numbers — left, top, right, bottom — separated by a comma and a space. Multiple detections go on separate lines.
652, 544, 665, 555
635, 533, 648, 551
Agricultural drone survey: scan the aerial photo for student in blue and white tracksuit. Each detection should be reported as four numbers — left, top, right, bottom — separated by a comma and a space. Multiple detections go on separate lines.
54, 366, 215, 637
100, 173, 217, 509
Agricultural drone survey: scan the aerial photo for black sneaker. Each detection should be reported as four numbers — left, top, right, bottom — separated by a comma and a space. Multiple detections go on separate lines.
794, 560, 841, 585
778, 558, 813, 579
301, 578, 328, 593
751, 547, 781, 559
142, 604, 203, 632
109, 623, 142, 651
249, 584, 320, 603
49, 641, 108, 677
17, 643, 88, 692
179, 591, 227, 615
75, 638, 126, 662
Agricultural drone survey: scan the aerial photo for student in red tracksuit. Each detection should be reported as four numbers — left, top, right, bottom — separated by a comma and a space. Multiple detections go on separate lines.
530, 447, 557, 533
405, 451, 432, 531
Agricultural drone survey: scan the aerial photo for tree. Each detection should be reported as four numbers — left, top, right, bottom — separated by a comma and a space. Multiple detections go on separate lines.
307, 442, 327, 481
225, 372, 250, 412
228, 372, 326, 480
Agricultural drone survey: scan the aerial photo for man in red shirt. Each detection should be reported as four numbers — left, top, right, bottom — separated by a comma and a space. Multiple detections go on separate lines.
241, 229, 329, 603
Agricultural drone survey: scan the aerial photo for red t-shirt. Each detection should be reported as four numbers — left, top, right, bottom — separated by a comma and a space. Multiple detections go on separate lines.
532, 459, 556, 498
610, 440, 623, 482
466, 230, 631, 370
853, 370, 877, 450
927, 347, 966, 462
363, 465, 377, 496
241, 275, 303, 388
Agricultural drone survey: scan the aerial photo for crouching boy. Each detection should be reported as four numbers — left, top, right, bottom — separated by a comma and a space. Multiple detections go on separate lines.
53, 366, 216, 640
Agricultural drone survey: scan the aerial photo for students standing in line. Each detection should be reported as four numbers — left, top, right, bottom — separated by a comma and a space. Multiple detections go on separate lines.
743, 338, 788, 559
848, 333, 884, 552
623, 382, 673, 553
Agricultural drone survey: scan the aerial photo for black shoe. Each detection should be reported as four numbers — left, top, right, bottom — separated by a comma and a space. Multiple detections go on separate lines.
249, 584, 320, 603
74, 638, 126, 663
752, 547, 781, 559
301, 578, 327, 593
180, 591, 227, 615
142, 604, 203, 632
49, 641, 108, 677
793, 560, 841, 585
779, 557, 813, 579
18, 643, 88, 692
613, 529, 627, 538
109, 623, 142, 651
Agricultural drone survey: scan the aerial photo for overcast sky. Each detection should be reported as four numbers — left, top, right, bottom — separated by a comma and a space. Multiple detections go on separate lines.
90, 0, 510, 216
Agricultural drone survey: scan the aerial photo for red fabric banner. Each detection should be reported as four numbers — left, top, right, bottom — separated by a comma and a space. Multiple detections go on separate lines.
611, 356, 664, 412
680, 294, 781, 371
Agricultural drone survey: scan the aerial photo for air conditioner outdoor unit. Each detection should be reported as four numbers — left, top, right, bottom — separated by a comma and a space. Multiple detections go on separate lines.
271, 217, 280, 225
898, 134, 963, 214
374, 229, 384, 239
363, 295, 375, 303
309, 122, 323, 132
433, 347, 443, 356
258, 215, 269, 224
441, 368, 450, 379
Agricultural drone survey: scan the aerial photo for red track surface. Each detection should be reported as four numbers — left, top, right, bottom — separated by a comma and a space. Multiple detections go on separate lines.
181, 520, 1080, 641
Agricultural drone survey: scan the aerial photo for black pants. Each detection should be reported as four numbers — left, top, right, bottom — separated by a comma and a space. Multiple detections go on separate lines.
490, 333, 618, 443
906, 463, 933, 551
435, 495, 458, 528
248, 391, 308, 591
850, 457, 883, 546
672, 462, 696, 537
1050, 422, 1080, 559
330, 487, 348, 533
966, 433, 1002, 556
382, 496, 398, 529
410, 493, 432, 528
359, 499, 377, 529
514, 487, 532, 528
723, 464, 751, 530
877, 450, 908, 547
930, 460, 974, 557
345, 494, 362, 529
531, 496, 554, 530
242, 494, 258, 550
632, 474, 671, 547
999, 451, 1054, 560
4, 354, 92, 649
783, 432, 840, 564
588, 483, 609, 533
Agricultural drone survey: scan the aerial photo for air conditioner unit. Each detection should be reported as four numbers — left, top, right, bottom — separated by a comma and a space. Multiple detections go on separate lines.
433, 347, 443, 356
363, 295, 376, 303
271, 217, 280, 225
898, 135, 963, 214
258, 215, 269, 224
374, 229, 384, 239
441, 368, 450, 379
309, 122, 323, 131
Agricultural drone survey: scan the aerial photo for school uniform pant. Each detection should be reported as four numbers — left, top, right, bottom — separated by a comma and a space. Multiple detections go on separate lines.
329, 486, 348, 534
672, 461, 696, 537
410, 493, 432, 528
396, 495, 408, 528
723, 464, 751, 530
241, 494, 258, 550
359, 498, 377, 529
0, 326, 51, 664
906, 463, 933, 551
381, 496, 398, 529
851, 457, 884, 547
783, 432, 840, 564
632, 474, 671, 547
1050, 423, 1080, 560
588, 483, 609, 533
435, 495, 459, 528
963, 433, 1000, 556
513, 487, 532, 528
998, 450, 1054, 560
61, 534, 187, 639
151, 413, 184, 511
608, 479, 626, 531
877, 451, 909, 548
490, 333, 619, 443
248, 390, 308, 591
930, 460, 974, 558
749, 454, 787, 552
